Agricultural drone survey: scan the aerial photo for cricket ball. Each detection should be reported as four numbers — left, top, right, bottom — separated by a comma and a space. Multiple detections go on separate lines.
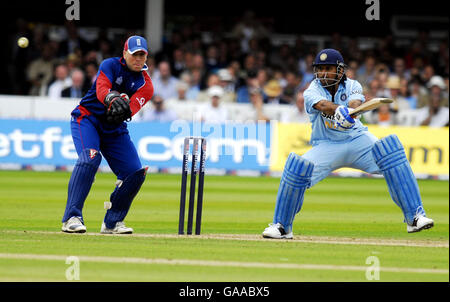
18, 37, 29, 48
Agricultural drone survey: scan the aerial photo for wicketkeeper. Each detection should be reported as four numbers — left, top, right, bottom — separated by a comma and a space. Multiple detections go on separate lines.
263, 48, 434, 239
62, 36, 154, 234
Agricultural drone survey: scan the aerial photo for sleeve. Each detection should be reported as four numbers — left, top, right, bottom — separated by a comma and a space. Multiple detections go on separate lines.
95, 59, 115, 104
303, 87, 324, 115
129, 71, 154, 116
348, 80, 365, 102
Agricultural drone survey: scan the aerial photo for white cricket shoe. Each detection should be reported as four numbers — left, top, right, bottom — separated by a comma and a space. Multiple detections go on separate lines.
62, 216, 87, 233
262, 223, 293, 239
407, 215, 434, 233
100, 221, 133, 234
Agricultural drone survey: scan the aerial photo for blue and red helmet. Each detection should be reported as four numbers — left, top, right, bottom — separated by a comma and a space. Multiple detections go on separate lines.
312, 49, 347, 87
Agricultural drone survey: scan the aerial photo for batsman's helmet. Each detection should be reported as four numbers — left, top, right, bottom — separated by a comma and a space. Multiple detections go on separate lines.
312, 48, 347, 87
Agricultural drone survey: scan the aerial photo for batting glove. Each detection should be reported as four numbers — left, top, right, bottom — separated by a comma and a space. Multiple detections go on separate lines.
334, 106, 355, 130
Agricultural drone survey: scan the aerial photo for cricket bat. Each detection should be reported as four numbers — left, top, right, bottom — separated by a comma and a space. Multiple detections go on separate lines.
350, 98, 394, 117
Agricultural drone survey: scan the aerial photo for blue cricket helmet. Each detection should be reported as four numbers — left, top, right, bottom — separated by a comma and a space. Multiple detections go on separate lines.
312, 48, 347, 88
312, 48, 345, 66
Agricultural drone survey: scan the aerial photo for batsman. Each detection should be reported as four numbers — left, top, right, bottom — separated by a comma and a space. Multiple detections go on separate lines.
61, 36, 154, 234
263, 48, 434, 239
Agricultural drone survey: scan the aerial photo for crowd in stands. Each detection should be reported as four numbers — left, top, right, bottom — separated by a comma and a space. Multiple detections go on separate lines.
6, 11, 449, 127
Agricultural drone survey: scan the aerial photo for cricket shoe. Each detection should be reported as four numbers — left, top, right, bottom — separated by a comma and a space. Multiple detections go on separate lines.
262, 223, 293, 239
100, 221, 133, 234
62, 216, 87, 233
407, 215, 434, 233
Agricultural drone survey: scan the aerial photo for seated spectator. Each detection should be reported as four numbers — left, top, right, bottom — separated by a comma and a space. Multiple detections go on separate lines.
263, 80, 290, 104
84, 61, 98, 87
61, 69, 87, 98
152, 61, 179, 100
217, 68, 237, 103
415, 90, 449, 127
364, 103, 398, 127
170, 48, 186, 77
281, 91, 309, 123
386, 76, 410, 110
140, 95, 178, 122
236, 87, 270, 122
236, 70, 259, 103
197, 86, 228, 123
282, 71, 302, 104
26, 43, 56, 96
47, 64, 72, 99
399, 78, 418, 109
196, 73, 221, 103
167, 81, 190, 102
185, 69, 202, 100
417, 75, 449, 108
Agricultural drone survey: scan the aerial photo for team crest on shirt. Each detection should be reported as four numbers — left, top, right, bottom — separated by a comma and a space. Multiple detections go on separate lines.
340, 93, 347, 101
89, 149, 98, 159
115, 76, 123, 85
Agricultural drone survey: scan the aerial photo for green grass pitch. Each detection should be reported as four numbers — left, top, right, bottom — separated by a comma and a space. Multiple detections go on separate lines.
0, 170, 448, 282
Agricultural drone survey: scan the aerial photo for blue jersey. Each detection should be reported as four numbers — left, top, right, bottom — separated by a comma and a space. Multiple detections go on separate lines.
73, 57, 154, 121
304, 78, 367, 145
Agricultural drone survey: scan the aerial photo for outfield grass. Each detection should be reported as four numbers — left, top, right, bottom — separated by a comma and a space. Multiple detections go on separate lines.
0, 170, 448, 282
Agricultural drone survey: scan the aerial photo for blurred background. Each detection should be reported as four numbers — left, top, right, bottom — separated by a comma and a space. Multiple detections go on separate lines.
0, 0, 448, 176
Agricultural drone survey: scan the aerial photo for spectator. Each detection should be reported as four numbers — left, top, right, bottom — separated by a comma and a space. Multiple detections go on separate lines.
236, 88, 270, 122
236, 70, 259, 103
152, 61, 179, 100
364, 103, 397, 127
84, 61, 98, 86
282, 71, 302, 104
170, 48, 186, 78
391, 57, 410, 81
269, 44, 292, 71
196, 73, 221, 103
205, 44, 223, 72
297, 53, 315, 90
217, 68, 237, 103
26, 43, 56, 96
47, 63, 72, 99
281, 91, 309, 123
61, 69, 87, 98
357, 54, 376, 87
167, 81, 189, 102
399, 78, 418, 109
140, 95, 177, 122
415, 89, 449, 127
417, 75, 449, 108
185, 69, 202, 100
386, 76, 410, 111
263, 80, 289, 104
197, 86, 228, 123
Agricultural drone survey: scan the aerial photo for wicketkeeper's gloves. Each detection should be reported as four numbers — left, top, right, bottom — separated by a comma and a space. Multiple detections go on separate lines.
103, 91, 132, 124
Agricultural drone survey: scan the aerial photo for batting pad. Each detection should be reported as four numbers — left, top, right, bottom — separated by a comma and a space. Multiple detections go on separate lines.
273, 153, 314, 233
104, 167, 148, 229
62, 149, 102, 222
372, 135, 426, 224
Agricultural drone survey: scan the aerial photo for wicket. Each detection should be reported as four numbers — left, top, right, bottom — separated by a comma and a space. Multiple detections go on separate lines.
178, 137, 206, 235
